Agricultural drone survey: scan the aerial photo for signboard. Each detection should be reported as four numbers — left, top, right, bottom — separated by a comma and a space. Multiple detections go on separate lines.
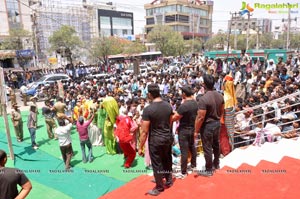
98, 9, 133, 18
16, 49, 35, 58
48, 57, 58, 64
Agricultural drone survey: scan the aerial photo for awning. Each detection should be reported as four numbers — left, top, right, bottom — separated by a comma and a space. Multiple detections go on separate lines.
0, 50, 16, 60
2, 67, 24, 72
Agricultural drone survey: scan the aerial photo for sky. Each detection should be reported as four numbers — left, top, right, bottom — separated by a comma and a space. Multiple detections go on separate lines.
107, 0, 300, 34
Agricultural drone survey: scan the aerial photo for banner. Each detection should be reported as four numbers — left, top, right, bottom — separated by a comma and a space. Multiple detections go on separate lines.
48, 57, 58, 64
16, 49, 35, 58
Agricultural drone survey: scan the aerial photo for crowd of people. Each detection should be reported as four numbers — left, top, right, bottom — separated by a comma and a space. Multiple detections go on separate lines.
2, 50, 300, 197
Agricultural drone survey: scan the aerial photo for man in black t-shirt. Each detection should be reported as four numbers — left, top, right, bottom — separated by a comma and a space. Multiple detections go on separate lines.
194, 74, 224, 177
0, 150, 32, 199
172, 85, 198, 179
139, 84, 173, 196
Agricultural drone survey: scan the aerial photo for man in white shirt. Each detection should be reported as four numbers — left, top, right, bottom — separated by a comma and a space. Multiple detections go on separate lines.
55, 115, 74, 170
234, 66, 242, 86
266, 59, 276, 72
20, 84, 28, 106
240, 49, 250, 81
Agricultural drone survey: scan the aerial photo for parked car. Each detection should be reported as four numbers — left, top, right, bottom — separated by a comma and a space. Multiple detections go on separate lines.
125, 64, 151, 75
26, 74, 71, 96
164, 62, 186, 73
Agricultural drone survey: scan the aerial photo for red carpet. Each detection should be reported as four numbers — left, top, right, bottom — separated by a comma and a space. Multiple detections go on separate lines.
100, 157, 300, 199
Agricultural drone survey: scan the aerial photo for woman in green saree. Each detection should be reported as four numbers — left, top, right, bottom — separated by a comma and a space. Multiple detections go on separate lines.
101, 97, 119, 155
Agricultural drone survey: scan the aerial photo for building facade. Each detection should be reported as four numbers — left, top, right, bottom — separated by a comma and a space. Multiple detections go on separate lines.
0, 0, 33, 37
1, 0, 135, 66
228, 17, 272, 34
144, 0, 213, 41
98, 9, 134, 38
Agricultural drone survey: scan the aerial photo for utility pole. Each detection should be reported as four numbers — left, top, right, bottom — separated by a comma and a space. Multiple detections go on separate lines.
254, 25, 263, 50
0, 67, 14, 160
31, 10, 39, 67
287, 3, 291, 50
232, 12, 239, 50
226, 12, 235, 57
282, 12, 297, 50
246, 12, 251, 50
256, 26, 260, 50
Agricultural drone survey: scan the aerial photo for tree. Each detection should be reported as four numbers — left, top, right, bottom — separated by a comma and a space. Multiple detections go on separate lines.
164, 31, 186, 56
204, 33, 228, 50
48, 25, 82, 64
0, 28, 30, 50
147, 25, 186, 56
289, 33, 300, 50
185, 38, 203, 53
122, 41, 146, 55
89, 36, 124, 66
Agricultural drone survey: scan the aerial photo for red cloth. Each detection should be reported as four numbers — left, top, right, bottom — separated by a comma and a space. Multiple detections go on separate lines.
220, 124, 231, 156
115, 116, 133, 143
119, 142, 136, 168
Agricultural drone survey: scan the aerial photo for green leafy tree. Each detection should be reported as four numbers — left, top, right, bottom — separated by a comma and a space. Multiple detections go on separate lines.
185, 38, 203, 53
123, 41, 146, 55
205, 33, 228, 50
289, 33, 300, 49
165, 31, 186, 56
0, 28, 30, 50
89, 36, 124, 65
48, 25, 82, 63
147, 25, 170, 56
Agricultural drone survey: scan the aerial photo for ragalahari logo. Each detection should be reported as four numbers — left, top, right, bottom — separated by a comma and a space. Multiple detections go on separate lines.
240, 1, 254, 15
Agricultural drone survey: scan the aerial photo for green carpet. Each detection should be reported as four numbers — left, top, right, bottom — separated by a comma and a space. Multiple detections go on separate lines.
0, 110, 150, 199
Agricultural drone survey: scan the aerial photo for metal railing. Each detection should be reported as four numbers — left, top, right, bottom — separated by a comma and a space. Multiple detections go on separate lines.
232, 91, 300, 149
194, 91, 300, 154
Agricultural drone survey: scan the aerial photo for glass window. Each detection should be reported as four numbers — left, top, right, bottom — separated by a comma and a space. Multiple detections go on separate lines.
100, 16, 110, 25
112, 17, 132, 27
146, 8, 153, 16
101, 29, 111, 37
176, 25, 189, 32
165, 15, 176, 23
146, 18, 155, 25
200, 18, 208, 26
178, 15, 189, 23
6, 0, 21, 29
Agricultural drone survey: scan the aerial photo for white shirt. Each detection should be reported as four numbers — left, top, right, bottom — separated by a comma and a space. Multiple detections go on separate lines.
234, 71, 242, 85
20, 85, 28, 94
266, 64, 276, 72
264, 123, 281, 135
55, 123, 72, 146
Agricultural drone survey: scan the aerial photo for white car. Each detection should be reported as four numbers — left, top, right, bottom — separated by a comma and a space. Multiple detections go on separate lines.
26, 74, 71, 96
27, 74, 70, 88
125, 64, 149, 75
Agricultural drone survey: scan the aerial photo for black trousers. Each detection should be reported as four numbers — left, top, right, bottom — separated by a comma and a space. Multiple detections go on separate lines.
60, 143, 73, 169
149, 139, 173, 191
200, 121, 221, 171
178, 129, 197, 174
